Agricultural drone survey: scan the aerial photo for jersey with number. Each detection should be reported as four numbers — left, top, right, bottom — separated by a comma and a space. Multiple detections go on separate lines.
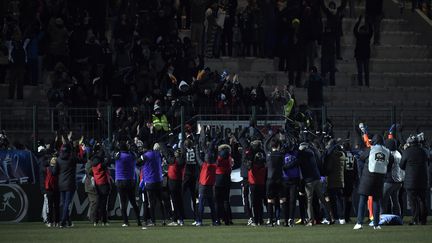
343, 151, 357, 185
183, 148, 197, 178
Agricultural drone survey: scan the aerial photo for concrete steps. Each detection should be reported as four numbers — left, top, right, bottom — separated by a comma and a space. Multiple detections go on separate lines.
341, 31, 423, 45
341, 45, 432, 59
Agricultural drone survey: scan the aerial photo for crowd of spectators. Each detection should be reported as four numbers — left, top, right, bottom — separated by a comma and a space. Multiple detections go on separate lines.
0, 0, 394, 104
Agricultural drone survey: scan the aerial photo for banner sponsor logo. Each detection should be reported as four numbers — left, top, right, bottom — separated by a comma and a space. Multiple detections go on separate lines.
0, 184, 29, 222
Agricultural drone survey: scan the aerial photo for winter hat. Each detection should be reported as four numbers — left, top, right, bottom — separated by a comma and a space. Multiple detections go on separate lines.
179, 80, 190, 92
372, 134, 384, 146
154, 104, 161, 111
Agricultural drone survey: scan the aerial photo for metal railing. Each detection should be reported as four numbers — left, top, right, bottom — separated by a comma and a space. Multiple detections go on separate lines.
1, 105, 431, 151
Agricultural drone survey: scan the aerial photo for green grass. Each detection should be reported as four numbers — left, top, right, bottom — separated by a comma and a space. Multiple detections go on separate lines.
1, 220, 432, 243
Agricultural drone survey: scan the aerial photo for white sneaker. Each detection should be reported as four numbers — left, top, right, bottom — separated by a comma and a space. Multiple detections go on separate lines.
339, 219, 346, 225
353, 223, 363, 230
373, 226, 382, 230
276, 220, 281, 226
192, 221, 198, 226
167, 221, 178, 226
142, 227, 147, 230
247, 218, 253, 226
369, 221, 374, 227
321, 219, 330, 225
122, 224, 129, 227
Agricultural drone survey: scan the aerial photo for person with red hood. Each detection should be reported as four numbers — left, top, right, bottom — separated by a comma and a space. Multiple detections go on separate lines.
90, 142, 111, 226
196, 128, 219, 226
215, 143, 234, 225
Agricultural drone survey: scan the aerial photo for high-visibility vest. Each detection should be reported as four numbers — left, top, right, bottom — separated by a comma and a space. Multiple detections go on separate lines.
152, 114, 170, 131
284, 98, 294, 118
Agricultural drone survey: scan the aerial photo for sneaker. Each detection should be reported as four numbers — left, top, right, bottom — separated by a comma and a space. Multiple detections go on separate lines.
368, 221, 374, 227
103, 222, 110, 227
141, 227, 147, 230
295, 219, 304, 225
276, 220, 281, 226
321, 219, 330, 225
247, 218, 253, 226
250, 222, 257, 227
195, 222, 203, 227
122, 224, 129, 227
192, 221, 198, 226
353, 224, 363, 230
339, 219, 346, 225
373, 226, 382, 230
177, 220, 184, 226
47, 223, 52, 228
288, 219, 294, 227
93, 223, 98, 227
167, 221, 178, 226
146, 222, 155, 227
212, 221, 221, 226
306, 222, 313, 227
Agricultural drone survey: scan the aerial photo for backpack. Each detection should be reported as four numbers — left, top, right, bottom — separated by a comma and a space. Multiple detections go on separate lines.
11, 41, 26, 65
368, 145, 390, 174
44, 167, 58, 191
391, 150, 405, 182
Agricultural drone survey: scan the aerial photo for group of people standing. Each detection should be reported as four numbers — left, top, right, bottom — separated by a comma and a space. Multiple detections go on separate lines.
39, 119, 430, 229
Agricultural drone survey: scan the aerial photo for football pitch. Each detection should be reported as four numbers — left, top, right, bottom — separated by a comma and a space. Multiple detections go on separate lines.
1, 220, 432, 243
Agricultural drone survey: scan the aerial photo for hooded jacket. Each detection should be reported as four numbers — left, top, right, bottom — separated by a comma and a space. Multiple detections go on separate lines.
400, 144, 428, 190
54, 145, 80, 191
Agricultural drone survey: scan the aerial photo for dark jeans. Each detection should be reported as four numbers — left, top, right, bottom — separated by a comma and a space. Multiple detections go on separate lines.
283, 182, 298, 220
215, 185, 232, 224
198, 194, 216, 224
381, 182, 402, 216
95, 184, 110, 223
177, 0, 191, 29
356, 58, 370, 86
6, 65, 24, 99
116, 180, 141, 225
220, 26, 234, 56
321, 57, 336, 86
60, 190, 74, 226
168, 179, 185, 221
407, 189, 428, 224
328, 188, 344, 220
47, 190, 60, 224
182, 175, 197, 220
146, 182, 166, 223
250, 184, 265, 224
356, 194, 380, 227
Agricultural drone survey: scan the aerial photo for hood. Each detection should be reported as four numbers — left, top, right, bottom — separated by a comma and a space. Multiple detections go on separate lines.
372, 134, 384, 146
384, 139, 397, 151
60, 144, 72, 159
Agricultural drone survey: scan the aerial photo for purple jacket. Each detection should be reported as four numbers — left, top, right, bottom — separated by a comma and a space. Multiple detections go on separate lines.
115, 151, 136, 181
141, 150, 163, 184
283, 151, 301, 181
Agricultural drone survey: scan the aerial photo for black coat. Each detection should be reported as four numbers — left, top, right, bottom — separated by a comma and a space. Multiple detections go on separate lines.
353, 20, 373, 59
54, 152, 81, 192
357, 148, 385, 198
400, 145, 429, 190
